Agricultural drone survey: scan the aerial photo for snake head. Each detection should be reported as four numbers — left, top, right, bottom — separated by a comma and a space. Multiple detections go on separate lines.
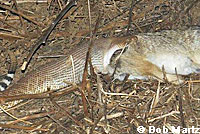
102, 36, 137, 74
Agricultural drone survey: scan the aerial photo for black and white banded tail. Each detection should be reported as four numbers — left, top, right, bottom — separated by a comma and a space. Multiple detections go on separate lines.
0, 72, 15, 91
0, 50, 17, 91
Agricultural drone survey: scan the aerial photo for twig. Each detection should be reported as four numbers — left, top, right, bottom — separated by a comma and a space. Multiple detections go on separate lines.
46, 109, 73, 133
0, 86, 78, 103
148, 111, 180, 122
89, 114, 104, 134
13, 0, 24, 26
0, 2, 44, 27
0, 123, 48, 131
21, 0, 76, 72
0, 32, 24, 41
126, 0, 136, 35
175, 68, 187, 129
80, 2, 101, 117
50, 98, 84, 129
0, 105, 32, 125
8, 111, 55, 125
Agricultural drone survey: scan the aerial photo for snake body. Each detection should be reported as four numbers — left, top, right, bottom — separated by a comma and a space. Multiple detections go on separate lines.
0, 36, 135, 110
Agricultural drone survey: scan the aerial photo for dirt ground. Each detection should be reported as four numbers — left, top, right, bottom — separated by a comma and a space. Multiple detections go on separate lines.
0, 0, 200, 133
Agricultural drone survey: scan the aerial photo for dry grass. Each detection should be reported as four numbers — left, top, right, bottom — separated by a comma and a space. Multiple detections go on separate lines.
0, 0, 200, 133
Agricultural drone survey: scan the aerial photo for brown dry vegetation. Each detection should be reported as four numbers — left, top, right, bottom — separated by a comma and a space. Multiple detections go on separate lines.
0, 0, 200, 133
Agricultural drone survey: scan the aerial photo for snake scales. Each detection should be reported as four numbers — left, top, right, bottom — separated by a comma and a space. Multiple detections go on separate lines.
0, 36, 134, 110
